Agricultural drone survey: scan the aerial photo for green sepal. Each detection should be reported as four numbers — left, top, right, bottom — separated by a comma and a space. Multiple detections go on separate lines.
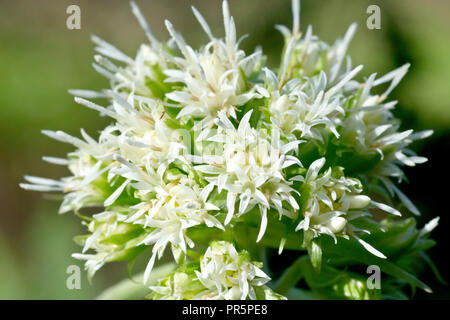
308, 240, 322, 274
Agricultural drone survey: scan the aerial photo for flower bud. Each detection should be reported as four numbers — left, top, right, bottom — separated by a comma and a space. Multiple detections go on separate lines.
325, 217, 347, 234
348, 195, 371, 209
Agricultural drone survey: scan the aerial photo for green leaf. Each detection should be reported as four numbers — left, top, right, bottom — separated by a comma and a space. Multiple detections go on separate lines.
96, 263, 176, 300
286, 288, 317, 300
332, 276, 381, 300
321, 236, 432, 293
419, 251, 447, 285
302, 262, 348, 289
299, 258, 380, 300
274, 255, 307, 295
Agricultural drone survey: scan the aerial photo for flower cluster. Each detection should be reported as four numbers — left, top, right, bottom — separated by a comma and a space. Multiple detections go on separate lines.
21, 0, 439, 300
150, 241, 284, 300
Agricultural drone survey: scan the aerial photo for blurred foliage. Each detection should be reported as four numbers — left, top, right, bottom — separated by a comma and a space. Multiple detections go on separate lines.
0, 0, 449, 299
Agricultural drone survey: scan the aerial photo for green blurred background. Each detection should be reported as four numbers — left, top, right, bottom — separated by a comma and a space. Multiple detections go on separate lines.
0, 0, 449, 299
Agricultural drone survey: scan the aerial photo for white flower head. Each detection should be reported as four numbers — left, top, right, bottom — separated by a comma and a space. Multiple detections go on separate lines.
72, 2, 172, 101
195, 241, 271, 300
20, 129, 116, 213
164, 0, 262, 124
295, 158, 389, 259
72, 211, 146, 280
338, 65, 432, 215
136, 178, 224, 284
20, 0, 437, 300
267, 61, 363, 142
192, 110, 302, 241
277, 0, 358, 88
150, 241, 285, 300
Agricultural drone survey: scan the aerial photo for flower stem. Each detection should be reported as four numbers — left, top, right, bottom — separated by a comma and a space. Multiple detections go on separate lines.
96, 263, 176, 300
274, 255, 308, 295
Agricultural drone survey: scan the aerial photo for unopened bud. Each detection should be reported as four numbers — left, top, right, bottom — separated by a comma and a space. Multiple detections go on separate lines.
325, 217, 347, 233
349, 195, 371, 209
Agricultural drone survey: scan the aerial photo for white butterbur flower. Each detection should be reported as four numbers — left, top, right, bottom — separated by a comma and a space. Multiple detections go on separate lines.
277, 1, 357, 88
296, 24, 357, 86
295, 158, 389, 259
108, 96, 187, 176
75, 90, 189, 180
72, 2, 171, 101
195, 241, 271, 300
89, 39, 168, 100
138, 179, 224, 284
72, 211, 147, 280
21, 0, 438, 300
149, 270, 205, 300
150, 241, 285, 300
268, 65, 362, 142
340, 65, 413, 157
20, 129, 115, 213
164, 1, 261, 124
339, 65, 432, 215
192, 111, 302, 241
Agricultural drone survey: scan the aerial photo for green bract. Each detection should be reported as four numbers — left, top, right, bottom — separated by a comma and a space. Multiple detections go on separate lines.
21, 0, 441, 300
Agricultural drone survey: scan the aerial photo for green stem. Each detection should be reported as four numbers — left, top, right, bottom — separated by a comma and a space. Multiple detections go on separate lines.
96, 263, 176, 300
274, 255, 308, 295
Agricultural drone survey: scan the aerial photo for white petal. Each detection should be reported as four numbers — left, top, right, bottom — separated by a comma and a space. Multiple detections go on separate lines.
354, 235, 386, 259
256, 206, 268, 243
225, 192, 236, 225
370, 200, 401, 217
419, 217, 440, 237
104, 179, 130, 207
